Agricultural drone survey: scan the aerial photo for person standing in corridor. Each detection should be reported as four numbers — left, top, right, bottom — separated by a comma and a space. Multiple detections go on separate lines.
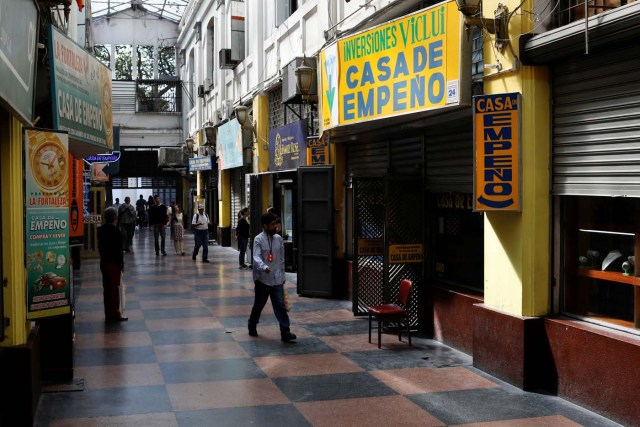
236, 207, 250, 269
191, 204, 210, 263
97, 207, 127, 322
248, 212, 296, 342
148, 195, 169, 256
117, 196, 136, 252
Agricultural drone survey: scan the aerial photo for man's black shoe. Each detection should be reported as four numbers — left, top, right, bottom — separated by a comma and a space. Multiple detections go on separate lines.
156, 252, 159, 256
202, 259, 210, 263
192, 254, 196, 261
248, 329, 258, 337
281, 332, 297, 342
162, 251, 167, 256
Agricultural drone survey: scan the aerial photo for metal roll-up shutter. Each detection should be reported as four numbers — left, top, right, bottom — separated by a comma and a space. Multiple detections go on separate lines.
553, 44, 640, 196
347, 139, 389, 177
346, 136, 423, 177
389, 137, 423, 175
230, 168, 244, 220
425, 120, 473, 192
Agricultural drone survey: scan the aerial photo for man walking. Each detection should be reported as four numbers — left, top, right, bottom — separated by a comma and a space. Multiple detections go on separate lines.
117, 196, 137, 252
248, 212, 296, 342
136, 194, 147, 227
191, 204, 210, 263
148, 195, 169, 256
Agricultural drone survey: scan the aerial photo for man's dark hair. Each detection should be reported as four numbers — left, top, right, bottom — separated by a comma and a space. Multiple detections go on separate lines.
261, 212, 276, 226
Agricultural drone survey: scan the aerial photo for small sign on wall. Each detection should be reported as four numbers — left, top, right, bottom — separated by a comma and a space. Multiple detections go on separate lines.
473, 93, 521, 212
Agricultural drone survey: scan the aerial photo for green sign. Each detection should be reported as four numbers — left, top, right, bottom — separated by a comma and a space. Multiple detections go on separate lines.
49, 25, 114, 151
0, 0, 38, 124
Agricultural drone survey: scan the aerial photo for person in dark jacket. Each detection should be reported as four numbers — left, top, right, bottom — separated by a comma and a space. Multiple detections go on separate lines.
236, 207, 250, 269
97, 207, 127, 322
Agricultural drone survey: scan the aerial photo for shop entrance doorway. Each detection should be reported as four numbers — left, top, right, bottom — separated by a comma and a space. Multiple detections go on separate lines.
352, 176, 423, 327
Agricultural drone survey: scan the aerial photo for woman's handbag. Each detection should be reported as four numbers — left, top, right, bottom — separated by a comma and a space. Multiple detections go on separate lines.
119, 273, 127, 314
283, 285, 291, 312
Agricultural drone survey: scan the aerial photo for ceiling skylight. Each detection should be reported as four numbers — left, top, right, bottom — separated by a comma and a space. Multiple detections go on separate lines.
91, 0, 189, 23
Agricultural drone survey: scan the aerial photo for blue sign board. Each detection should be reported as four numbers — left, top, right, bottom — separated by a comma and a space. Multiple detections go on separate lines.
84, 151, 121, 164
269, 119, 308, 171
217, 119, 243, 170
189, 156, 213, 172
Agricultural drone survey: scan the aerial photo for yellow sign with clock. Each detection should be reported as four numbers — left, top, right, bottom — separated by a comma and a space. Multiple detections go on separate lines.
29, 135, 68, 193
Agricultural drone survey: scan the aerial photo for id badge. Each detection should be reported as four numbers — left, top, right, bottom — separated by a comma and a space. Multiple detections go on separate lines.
267, 253, 273, 262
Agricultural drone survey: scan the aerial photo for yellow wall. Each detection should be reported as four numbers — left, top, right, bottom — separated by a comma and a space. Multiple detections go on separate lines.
252, 95, 271, 213
219, 170, 230, 227
482, 0, 551, 317
0, 110, 30, 346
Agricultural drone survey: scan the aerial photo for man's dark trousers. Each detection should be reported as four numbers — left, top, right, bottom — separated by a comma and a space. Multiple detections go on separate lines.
152, 224, 166, 254
193, 229, 209, 260
249, 281, 291, 333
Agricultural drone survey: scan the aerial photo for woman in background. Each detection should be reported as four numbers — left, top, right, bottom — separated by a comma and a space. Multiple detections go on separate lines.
173, 204, 185, 255
236, 207, 250, 269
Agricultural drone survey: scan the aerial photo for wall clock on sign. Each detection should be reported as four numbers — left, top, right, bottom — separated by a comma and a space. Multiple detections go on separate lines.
30, 137, 68, 193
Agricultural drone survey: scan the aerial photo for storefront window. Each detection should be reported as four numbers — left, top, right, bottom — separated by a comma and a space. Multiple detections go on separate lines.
561, 196, 640, 332
431, 193, 484, 293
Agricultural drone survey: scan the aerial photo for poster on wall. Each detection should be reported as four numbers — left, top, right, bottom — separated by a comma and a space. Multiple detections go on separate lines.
473, 92, 521, 212
24, 129, 71, 319
69, 157, 84, 246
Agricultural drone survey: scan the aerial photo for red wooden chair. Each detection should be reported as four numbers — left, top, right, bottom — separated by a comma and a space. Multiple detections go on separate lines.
367, 279, 413, 349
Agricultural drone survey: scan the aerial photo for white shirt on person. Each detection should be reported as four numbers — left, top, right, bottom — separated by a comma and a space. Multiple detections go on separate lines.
191, 212, 209, 230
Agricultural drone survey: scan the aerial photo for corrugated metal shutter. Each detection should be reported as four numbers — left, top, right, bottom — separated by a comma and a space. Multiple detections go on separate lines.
347, 139, 389, 177
553, 44, 640, 196
346, 137, 422, 176
425, 121, 473, 192
111, 81, 136, 113
230, 168, 244, 220
389, 137, 423, 175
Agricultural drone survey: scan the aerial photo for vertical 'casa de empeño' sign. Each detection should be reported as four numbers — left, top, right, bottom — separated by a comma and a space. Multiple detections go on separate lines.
320, 0, 466, 130
473, 93, 521, 212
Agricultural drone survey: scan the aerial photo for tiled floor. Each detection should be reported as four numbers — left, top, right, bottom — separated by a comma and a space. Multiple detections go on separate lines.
33, 229, 621, 427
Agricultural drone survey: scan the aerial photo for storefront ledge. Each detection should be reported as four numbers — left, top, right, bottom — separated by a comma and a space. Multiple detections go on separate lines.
432, 286, 483, 355
472, 304, 555, 391
545, 316, 640, 426
217, 226, 231, 247
0, 325, 41, 427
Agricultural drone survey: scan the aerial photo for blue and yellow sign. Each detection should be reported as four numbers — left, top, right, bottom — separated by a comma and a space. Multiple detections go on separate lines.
320, 0, 465, 130
473, 93, 521, 212
269, 119, 307, 171
307, 136, 329, 166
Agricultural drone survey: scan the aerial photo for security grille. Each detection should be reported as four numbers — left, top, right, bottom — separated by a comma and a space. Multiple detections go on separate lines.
353, 178, 385, 315
385, 177, 423, 327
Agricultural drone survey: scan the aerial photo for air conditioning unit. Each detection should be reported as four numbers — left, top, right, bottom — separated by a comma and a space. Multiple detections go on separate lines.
204, 78, 213, 93
282, 57, 317, 104
197, 85, 205, 98
222, 100, 234, 119
158, 147, 188, 168
219, 48, 239, 69
215, 108, 223, 121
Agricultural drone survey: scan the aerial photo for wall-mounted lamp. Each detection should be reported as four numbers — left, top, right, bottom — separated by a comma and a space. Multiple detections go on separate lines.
235, 105, 257, 134
295, 64, 318, 103
184, 137, 197, 155
455, 0, 509, 52
203, 123, 215, 144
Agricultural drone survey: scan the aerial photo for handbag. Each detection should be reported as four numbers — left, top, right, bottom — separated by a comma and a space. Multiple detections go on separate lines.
283, 285, 291, 312
119, 272, 127, 314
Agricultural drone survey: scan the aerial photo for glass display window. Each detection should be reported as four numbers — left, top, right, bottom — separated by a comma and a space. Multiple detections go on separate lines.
431, 192, 484, 293
560, 196, 640, 331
